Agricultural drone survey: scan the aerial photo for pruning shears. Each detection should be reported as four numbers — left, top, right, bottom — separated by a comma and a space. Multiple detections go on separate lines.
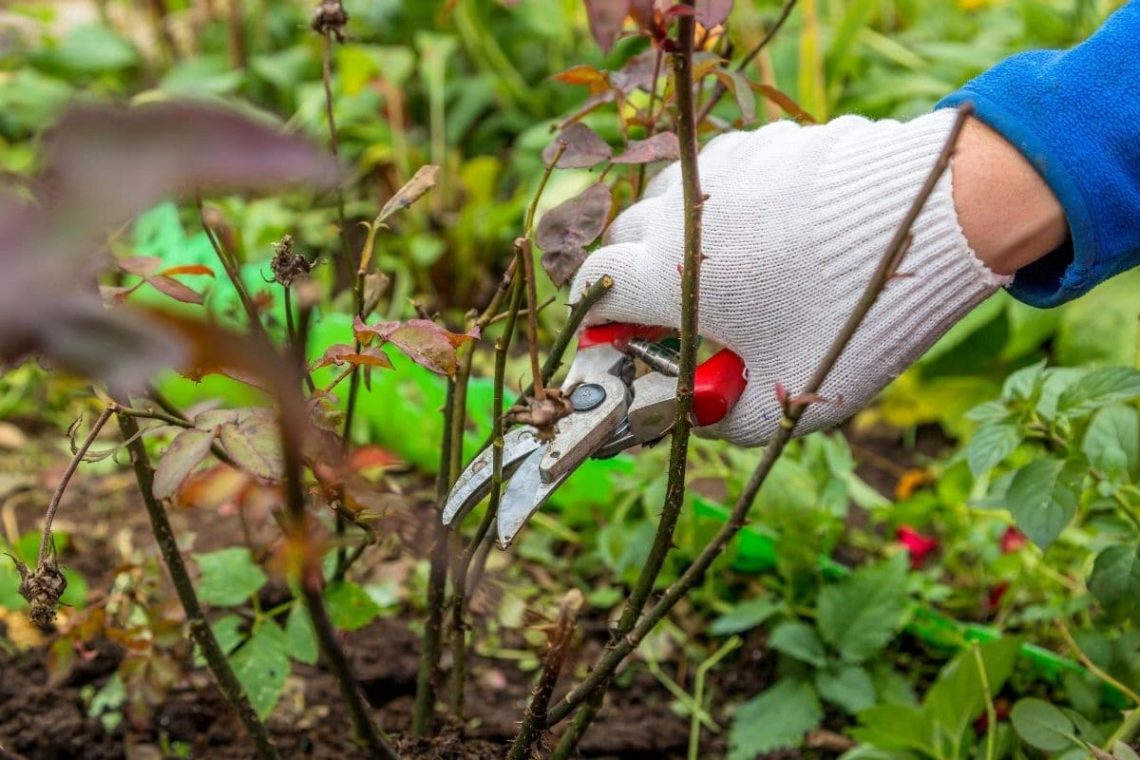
441, 323, 748, 547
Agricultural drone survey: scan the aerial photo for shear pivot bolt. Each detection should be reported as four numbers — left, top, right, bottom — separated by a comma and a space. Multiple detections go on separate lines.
570, 383, 606, 411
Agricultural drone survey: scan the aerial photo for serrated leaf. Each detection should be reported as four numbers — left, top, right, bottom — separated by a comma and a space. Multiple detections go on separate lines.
768, 621, 826, 667
814, 664, 876, 715
312, 343, 393, 371
1083, 405, 1139, 477
924, 638, 1020, 746
354, 317, 475, 377
1003, 360, 1046, 400
1089, 543, 1140, 622
230, 621, 289, 719
612, 133, 680, 165
1010, 698, 1078, 751
1057, 367, 1140, 415
542, 122, 613, 168
728, 679, 822, 759
195, 614, 244, 667
967, 423, 1022, 477
1004, 457, 1084, 548
284, 604, 318, 665
324, 581, 382, 631
536, 183, 612, 287
194, 547, 267, 607
376, 164, 439, 225
219, 416, 283, 481
817, 556, 908, 663
153, 428, 214, 499
710, 597, 780, 636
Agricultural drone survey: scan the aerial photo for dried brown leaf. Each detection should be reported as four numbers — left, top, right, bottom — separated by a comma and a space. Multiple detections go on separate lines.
376, 164, 440, 225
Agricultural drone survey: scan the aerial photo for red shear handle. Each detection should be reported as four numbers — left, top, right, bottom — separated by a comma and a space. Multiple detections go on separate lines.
579, 323, 670, 349
693, 349, 747, 427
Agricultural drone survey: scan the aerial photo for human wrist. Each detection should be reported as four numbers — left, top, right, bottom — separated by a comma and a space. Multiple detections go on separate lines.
949, 117, 1068, 277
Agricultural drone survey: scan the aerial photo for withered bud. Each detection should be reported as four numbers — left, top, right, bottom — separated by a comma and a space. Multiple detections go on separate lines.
11, 553, 68, 631
311, 1, 349, 41
270, 234, 316, 287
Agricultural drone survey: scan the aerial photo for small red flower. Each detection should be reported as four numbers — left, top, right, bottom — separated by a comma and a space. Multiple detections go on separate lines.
987, 582, 1009, 612
1000, 527, 1027, 554
897, 525, 939, 568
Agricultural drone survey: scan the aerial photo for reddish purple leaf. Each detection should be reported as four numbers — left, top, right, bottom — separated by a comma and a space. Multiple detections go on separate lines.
612, 132, 680, 164
148, 275, 204, 305
353, 318, 474, 378
610, 49, 660, 94
119, 256, 162, 276
219, 414, 283, 481
536, 183, 613, 287
543, 123, 613, 169
584, 0, 630, 52
695, 0, 733, 27
42, 102, 341, 224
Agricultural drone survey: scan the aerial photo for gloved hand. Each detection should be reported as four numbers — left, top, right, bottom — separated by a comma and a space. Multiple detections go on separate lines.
570, 109, 1010, 446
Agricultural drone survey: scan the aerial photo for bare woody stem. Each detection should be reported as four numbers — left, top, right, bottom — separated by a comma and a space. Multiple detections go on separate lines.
321, 27, 353, 286
412, 378, 456, 738
695, 0, 799, 124
556, 8, 705, 750
116, 412, 279, 760
38, 406, 114, 567
508, 589, 585, 760
449, 255, 528, 716
546, 104, 975, 728
279, 302, 400, 759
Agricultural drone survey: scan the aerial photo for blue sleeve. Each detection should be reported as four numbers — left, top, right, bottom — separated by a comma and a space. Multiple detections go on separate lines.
936, 1, 1140, 308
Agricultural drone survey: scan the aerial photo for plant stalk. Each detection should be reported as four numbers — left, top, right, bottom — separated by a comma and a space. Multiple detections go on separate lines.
555, 7, 705, 747
116, 413, 279, 760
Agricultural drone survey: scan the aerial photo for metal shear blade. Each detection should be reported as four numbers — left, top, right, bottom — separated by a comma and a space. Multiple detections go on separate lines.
441, 427, 541, 526
496, 373, 628, 547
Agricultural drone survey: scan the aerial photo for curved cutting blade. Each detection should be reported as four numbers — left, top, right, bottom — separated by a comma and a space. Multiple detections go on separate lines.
496, 445, 572, 548
441, 427, 541, 526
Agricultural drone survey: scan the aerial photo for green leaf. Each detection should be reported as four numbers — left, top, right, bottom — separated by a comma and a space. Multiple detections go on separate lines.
924, 638, 1020, 750
769, 621, 827, 667
817, 556, 908, 663
37, 23, 139, 74
324, 581, 382, 631
1089, 544, 1140, 622
1057, 367, 1140, 415
153, 428, 214, 500
230, 621, 289, 719
1002, 360, 1046, 401
1004, 457, 1084, 548
968, 423, 1022, 477
1084, 405, 1139, 478
1010, 698, 1078, 752
710, 597, 781, 636
195, 614, 245, 668
1057, 271, 1140, 367
814, 664, 876, 715
728, 680, 823, 760
284, 604, 319, 665
851, 704, 936, 755
193, 548, 267, 607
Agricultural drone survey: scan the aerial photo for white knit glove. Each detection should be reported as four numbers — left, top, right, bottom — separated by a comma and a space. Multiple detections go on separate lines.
570, 110, 1010, 446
